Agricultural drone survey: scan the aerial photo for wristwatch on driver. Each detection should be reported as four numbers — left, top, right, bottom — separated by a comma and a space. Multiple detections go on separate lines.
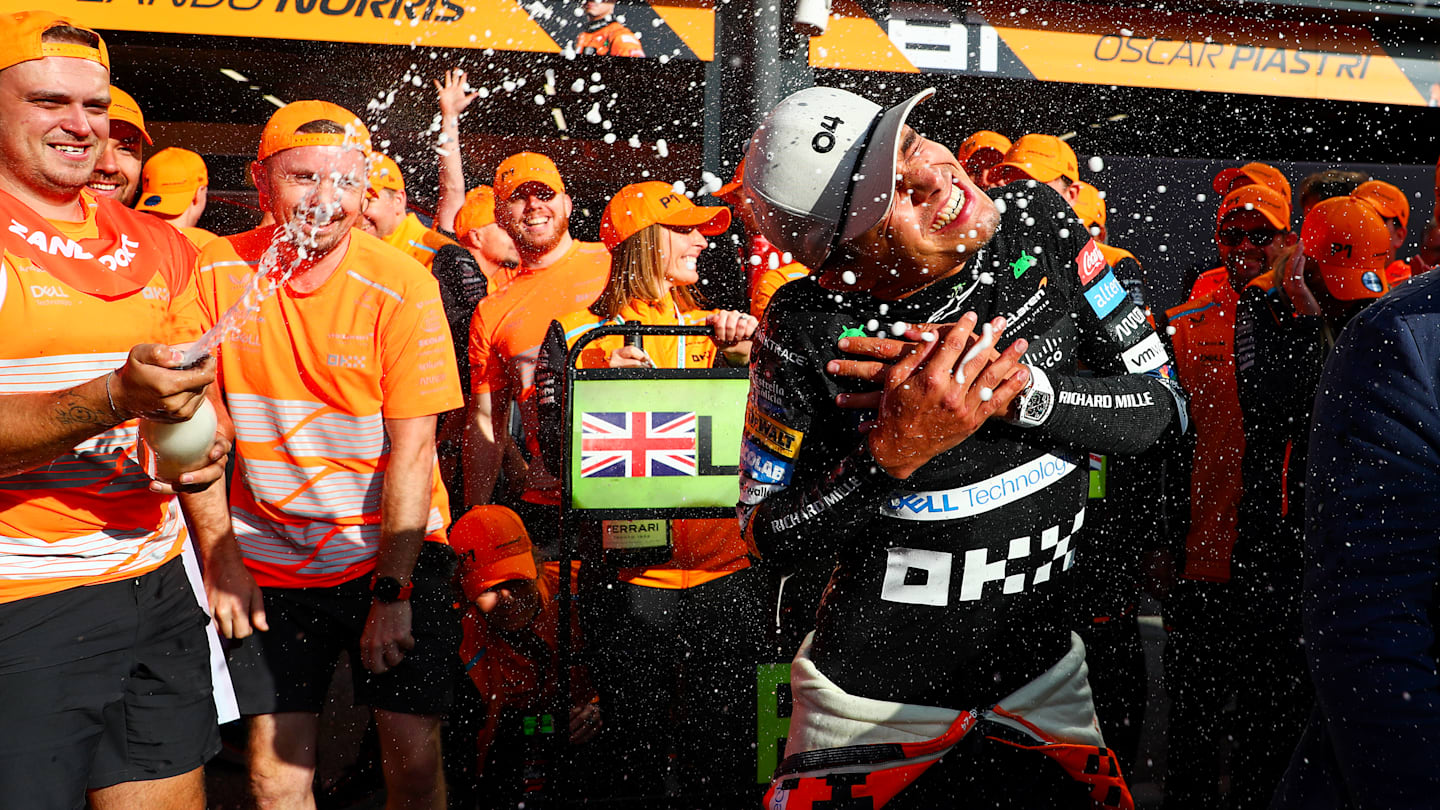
1010, 364, 1055, 428
370, 574, 414, 603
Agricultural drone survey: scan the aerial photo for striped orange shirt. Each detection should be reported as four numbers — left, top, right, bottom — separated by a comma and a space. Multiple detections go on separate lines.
196, 227, 463, 588
0, 190, 203, 603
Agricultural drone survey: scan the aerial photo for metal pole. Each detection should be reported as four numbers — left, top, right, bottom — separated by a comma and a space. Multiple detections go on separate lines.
704, 0, 814, 186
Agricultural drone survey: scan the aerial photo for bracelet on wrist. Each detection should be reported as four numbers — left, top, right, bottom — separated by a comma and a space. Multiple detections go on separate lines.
104, 371, 123, 423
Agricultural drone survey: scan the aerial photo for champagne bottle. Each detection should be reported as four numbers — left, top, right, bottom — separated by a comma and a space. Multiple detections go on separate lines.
140, 397, 218, 481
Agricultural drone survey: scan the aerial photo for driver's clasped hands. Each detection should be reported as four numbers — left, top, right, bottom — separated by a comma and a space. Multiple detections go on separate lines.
825, 313, 1030, 480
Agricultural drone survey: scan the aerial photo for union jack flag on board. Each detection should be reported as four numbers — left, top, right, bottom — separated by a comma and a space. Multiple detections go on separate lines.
580, 411, 698, 478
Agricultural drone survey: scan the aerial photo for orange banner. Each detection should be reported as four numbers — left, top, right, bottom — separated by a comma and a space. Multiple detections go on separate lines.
21, 0, 1432, 107
978, 0, 1427, 106
18, 0, 561, 52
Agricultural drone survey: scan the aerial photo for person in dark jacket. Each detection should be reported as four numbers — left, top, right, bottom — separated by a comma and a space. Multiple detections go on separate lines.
1270, 231, 1440, 810
1163, 194, 1391, 810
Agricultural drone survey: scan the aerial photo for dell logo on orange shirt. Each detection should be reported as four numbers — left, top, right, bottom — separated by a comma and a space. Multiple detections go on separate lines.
29, 284, 69, 298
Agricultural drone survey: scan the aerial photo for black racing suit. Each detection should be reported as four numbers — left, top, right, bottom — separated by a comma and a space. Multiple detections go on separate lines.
430, 241, 489, 516
739, 183, 1184, 713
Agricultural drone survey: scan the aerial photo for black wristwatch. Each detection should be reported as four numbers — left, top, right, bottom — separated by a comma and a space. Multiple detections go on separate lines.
370, 575, 413, 603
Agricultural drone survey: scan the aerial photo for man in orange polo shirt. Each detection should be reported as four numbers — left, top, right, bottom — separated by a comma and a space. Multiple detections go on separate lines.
86, 84, 146, 204
0, 12, 230, 808
136, 146, 217, 247
1351, 179, 1411, 287
989, 132, 1082, 205
1193, 162, 1295, 299
363, 152, 459, 269
575, 0, 645, 56
195, 100, 463, 810
465, 151, 611, 548
955, 129, 1010, 189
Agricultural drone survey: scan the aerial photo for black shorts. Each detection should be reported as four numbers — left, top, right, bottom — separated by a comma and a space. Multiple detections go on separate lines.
0, 557, 219, 809
226, 541, 462, 716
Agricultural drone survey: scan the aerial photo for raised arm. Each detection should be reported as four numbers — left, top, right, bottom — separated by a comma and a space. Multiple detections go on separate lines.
433, 68, 479, 235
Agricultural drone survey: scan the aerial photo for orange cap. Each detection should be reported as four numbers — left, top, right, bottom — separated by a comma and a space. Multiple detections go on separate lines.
454, 185, 497, 237
599, 181, 732, 251
1212, 162, 1292, 204
494, 151, 564, 201
450, 505, 537, 602
993, 134, 1079, 184
108, 85, 150, 145
1217, 184, 1290, 231
714, 158, 745, 203
369, 152, 405, 195
0, 11, 108, 73
956, 130, 1011, 166
137, 147, 207, 216
1302, 196, 1391, 301
1071, 180, 1106, 231
257, 100, 370, 162
1351, 180, 1409, 229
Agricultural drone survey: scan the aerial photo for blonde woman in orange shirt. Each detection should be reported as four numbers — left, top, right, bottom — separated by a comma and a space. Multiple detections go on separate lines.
544, 181, 767, 803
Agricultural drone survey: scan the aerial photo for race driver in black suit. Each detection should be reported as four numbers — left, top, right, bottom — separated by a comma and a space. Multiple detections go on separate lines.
736, 86, 1184, 809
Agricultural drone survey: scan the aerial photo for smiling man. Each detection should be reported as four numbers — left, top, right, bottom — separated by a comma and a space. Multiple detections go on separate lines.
737, 86, 1182, 808
0, 11, 229, 809
192, 100, 463, 810
86, 84, 146, 204
463, 151, 609, 551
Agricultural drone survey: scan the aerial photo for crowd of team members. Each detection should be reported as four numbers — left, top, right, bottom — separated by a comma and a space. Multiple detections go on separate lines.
3, 7, 1437, 810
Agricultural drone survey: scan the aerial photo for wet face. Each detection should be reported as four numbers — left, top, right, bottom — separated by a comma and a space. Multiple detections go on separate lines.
0, 57, 110, 204
87, 120, 143, 204
1216, 209, 1287, 291
499, 181, 571, 261
474, 221, 521, 268
253, 145, 368, 258
476, 579, 541, 632
584, 0, 615, 18
658, 224, 708, 292
845, 125, 1000, 295
360, 186, 406, 238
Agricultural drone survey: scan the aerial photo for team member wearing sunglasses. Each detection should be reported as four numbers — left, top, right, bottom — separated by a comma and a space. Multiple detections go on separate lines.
1159, 184, 1392, 809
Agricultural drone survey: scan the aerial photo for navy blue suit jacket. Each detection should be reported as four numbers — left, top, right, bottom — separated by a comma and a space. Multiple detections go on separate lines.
1274, 272, 1440, 809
